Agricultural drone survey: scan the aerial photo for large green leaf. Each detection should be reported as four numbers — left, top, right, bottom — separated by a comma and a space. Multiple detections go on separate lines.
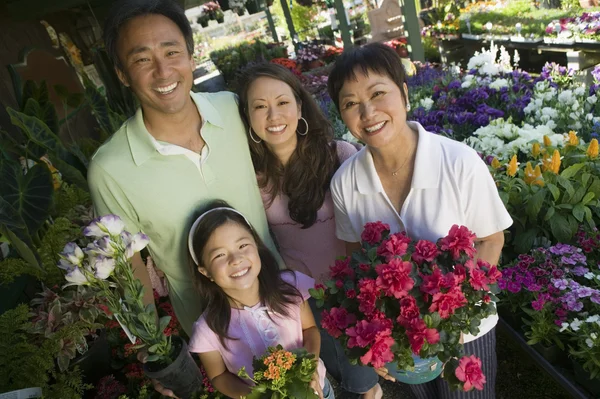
0, 225, 41, 272
0, 161, 53, 235
549, 213, 573, 243
85, 84, 114, 135
23, 98, 58, 135
0, 195, 42, 272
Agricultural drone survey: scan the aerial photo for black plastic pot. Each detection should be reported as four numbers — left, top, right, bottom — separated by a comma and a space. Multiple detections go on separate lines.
143, 336, 203, 399
532, 342, 565, 365
572, 359, 600, 396
70, 330, 111, 385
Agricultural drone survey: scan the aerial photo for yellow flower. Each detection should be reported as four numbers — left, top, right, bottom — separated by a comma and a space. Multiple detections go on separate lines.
532, 142, 541, 158
506, 155, 518, 177
588, 139, 599, 159
491, 157, 501, 169
568, 130, 579, 146
550, 149, 561, 174
524, 162, 544, 186
543, 135, 552, 147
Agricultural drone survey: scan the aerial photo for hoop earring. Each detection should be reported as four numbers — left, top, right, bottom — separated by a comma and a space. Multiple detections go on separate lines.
248, 126, 262, 144
297, 117, 309, 136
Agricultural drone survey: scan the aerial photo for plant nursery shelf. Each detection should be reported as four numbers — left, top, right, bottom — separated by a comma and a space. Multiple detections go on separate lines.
499, 318, 592, 399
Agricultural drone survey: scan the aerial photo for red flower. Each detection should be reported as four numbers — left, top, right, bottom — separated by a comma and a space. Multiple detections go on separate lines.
97, 304, 113, 317
335, 280, 344, 289
368, 311, 394, 330
453, 263, 467, 283
314, 283, 326, 290
361, 222, 390, 245
405, 318, 440, 354
359, 263, 371, 272
469, 269, 490, 291
412, 240, 439, 264
429, 287, 467, 319
439, 225, 476, 260
329, 257, 354, 279
360, 334, 395, 368
321, 308, 357, 338
420, 267, 443, 295
455, 355, 486, 391
377, 232, 411, 260
346, 319, 392, 349
375, 258, 414, 299
483, 295, 491, 303
124, 363, 145, 380
357, 278, 379, 315
105, 320, 120, 329
347, 289, 356, 298
486, 265, 502, 284
397, 296, 421, 327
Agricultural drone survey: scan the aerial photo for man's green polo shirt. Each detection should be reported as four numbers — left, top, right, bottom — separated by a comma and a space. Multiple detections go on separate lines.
88, 91, 282, 335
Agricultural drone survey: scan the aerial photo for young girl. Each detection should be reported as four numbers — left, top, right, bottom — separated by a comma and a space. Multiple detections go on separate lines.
187, 200, 333, 399
236, 63, 382, 399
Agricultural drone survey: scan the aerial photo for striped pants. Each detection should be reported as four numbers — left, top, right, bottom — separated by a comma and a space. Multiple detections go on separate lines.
410, 328, 497, 399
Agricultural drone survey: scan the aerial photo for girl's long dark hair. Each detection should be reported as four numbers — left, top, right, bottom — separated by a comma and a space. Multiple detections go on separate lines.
237, 63, 339, 228
189, 200, 301, 347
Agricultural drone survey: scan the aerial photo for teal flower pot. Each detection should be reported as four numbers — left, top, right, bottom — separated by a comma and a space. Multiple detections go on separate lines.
386, 355, 443, 384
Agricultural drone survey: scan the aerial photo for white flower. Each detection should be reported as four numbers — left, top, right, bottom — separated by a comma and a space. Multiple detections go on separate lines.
585, 272, 595, 280
124, 232, 150, 259
591, 333, 598, 339
587, 95, 597, 105
65, 266, 89, 286
61, 242, 84, 266
90, 256, 116, 280
461, 80, 474, 89
571, 318, 582, 331
419, 98, 434, 111
84, 215, 126, 238
587, 113, 594, 121
342, 132, 357, 143
586, 338, 594, 348
575, 86, 586, 96
489, 78, 509, 90
560, 322, 570, 332
86, 236, 117, 258
588, 315, 600, 323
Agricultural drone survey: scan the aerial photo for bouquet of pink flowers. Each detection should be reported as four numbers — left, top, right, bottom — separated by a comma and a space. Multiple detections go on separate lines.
310, 222, 501, 391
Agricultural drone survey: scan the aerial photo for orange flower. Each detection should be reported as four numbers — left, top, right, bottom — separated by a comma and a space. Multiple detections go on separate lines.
532, 143, 541, 158
588, 139, 599, 159
524, 162, 544, 186
550, 149, 561, 174
568, 130, 579, 146
543, 135, 552, 147
506, 155, 518, 177
491, 157, 501, 169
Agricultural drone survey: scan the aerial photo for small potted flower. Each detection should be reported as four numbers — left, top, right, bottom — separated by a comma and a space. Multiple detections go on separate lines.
384, 37, 409, 58
202, 1, 222, 20
197, 14, 210, 28
296, 43, 325, 71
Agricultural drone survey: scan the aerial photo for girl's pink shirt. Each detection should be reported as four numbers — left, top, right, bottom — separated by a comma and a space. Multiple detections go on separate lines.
188, 271, 326, 388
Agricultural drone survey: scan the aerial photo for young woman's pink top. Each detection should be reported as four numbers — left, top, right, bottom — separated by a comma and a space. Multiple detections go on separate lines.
261, 141, 358, 284
188, 271, 326, 388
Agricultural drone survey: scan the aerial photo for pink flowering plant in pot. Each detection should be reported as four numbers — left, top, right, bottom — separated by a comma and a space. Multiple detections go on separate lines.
57, 215, 202, 398
310, 222, 500, 391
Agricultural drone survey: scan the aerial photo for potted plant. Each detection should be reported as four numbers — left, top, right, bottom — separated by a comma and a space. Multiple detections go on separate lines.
296, 43, 325, 71
215, 9, 225, 23
202, 1, 222, 20
385, 37, 409, 58
56, 215, 203, 398
198, 14, 210, 27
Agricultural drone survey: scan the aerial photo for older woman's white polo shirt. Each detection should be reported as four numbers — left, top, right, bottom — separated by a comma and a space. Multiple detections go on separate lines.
331, 121, 513, 342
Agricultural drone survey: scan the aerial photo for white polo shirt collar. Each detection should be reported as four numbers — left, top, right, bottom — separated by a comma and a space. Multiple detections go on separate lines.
355, 121, 442, 195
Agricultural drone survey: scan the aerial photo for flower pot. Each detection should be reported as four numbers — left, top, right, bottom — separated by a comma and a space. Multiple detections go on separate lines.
144, 336, 203, 399
200, 20, 209, 27
571, 358, 600, 396
396, 47, 409, 58
216, 16, 224, 23
532, 342, 565, 364
385, 355, 443, 384
70, 330, 111, 384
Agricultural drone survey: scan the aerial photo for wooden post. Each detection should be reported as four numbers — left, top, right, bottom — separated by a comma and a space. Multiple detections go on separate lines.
264, 7, 279, 42
400, 0, 425, 62
333, 0, 353, 50
279, 0, 297, 47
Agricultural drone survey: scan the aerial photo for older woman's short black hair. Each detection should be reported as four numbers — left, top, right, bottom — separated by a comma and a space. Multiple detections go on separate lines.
327, 43, 408, 112
104, 0, 194, 71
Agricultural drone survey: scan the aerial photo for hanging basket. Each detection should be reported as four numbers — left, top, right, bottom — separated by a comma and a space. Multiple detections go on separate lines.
295, 0, 314, 7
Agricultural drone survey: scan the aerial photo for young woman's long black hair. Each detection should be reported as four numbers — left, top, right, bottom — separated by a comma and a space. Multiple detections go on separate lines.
188, 200, 301, 347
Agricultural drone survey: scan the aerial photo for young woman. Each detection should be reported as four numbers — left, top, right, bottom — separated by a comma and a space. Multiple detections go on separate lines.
236, 63, 382, 399
188, 201, 333, 399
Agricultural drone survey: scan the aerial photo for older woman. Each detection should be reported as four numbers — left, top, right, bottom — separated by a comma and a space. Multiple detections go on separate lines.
327, 43, 513, 399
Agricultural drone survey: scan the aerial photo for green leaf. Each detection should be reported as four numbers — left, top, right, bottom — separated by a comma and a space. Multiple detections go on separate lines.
514, 228, 538, 254
546, 183, 560, 201
573, 204, 586, 222
584, 206, 593, 223
146, 354, 160, 362
582, 172, 592, 188
581, 192, 595, 206
47, 154, 88, 191
544, 207, 555, 221
556, 175, 575, 199
526, 188, 546, 220
158, 315, 171, 333
0, 225, 41, 271
560, 163, 584, 179
549, 213, 573, 243
23, 98, 58, 134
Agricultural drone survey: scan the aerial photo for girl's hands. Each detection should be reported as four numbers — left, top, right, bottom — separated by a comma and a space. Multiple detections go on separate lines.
374, 366, 396, 382
309, 372, 324, 399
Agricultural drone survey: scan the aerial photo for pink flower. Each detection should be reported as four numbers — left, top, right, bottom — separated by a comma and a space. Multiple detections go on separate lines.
420, 267, 443, 295
321, 308, 357, 338
439, 225, 476, 260
359, 263, 371, 272
397, 296, 421, 327
357, 278, 379, 315
405, 318, 440, 354
377, 232, 411, 260
483, 295, 491, 303
347, 289, 356, 298
330, 257, 354, 279
361, 222, 390, 245
346, 319, 392, 348
360, 335, 395, 368
412, 240, 439, 264
455, 355, 486, 391
469, 269, 490, 291
429, 287, 467, 319
375, 258, 414, 298
486, 265, 502, 284
335, 280, 344, 289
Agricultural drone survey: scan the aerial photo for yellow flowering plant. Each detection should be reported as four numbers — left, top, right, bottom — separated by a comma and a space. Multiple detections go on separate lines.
238, 345, 319, 399
492, 133, 600, 258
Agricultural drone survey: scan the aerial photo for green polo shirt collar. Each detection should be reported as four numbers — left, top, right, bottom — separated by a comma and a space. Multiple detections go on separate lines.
127, 92, 226, 166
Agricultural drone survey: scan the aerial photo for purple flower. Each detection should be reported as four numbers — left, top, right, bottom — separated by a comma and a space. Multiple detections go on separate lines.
507, 281, 521, 293
573, 266, 590, 276
532, 298, 545, 311
591, 292, 600, 305
527, 283, 542, 292
552, 269, 565, 279
549, 243, 576, 255
553, 279, 569, 290
576, 287, 595, 298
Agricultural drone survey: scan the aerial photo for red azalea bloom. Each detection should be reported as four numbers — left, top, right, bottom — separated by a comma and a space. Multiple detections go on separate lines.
375, 258, 414, 298
360, 335, 396, 368
315, 283, 326, 290
469, 269, 490, 291
346, 319, 392, 348
455, 355, 486, 391
429, 287, 467, 319
357, 278, 379, 315
359, 263, 371, 272
412, 240, 440, 264
439, 225, 476, 260
361, 222, 390, 245
420, 267, 444, 295
483, 295, 491, 303
347, 289, 357, 298
453, 263, 467, 283
377, 232, 411, 260
335, 280, 344, 289
330, 257, 354, 279
406, 318, 440, 354
486, 265, 502, 284
368, 311, 394, 330
321, 308, 357, 338
397, 296, 421, 327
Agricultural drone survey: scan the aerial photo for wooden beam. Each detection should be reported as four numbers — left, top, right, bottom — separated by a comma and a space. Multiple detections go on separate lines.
332, 0, 353, 50
401, 0, 424, 62
279, 0, 297, 46
264, 7, 279, 43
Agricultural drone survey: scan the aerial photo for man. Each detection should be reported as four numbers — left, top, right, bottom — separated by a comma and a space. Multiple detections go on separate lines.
89, 0, 281, 341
